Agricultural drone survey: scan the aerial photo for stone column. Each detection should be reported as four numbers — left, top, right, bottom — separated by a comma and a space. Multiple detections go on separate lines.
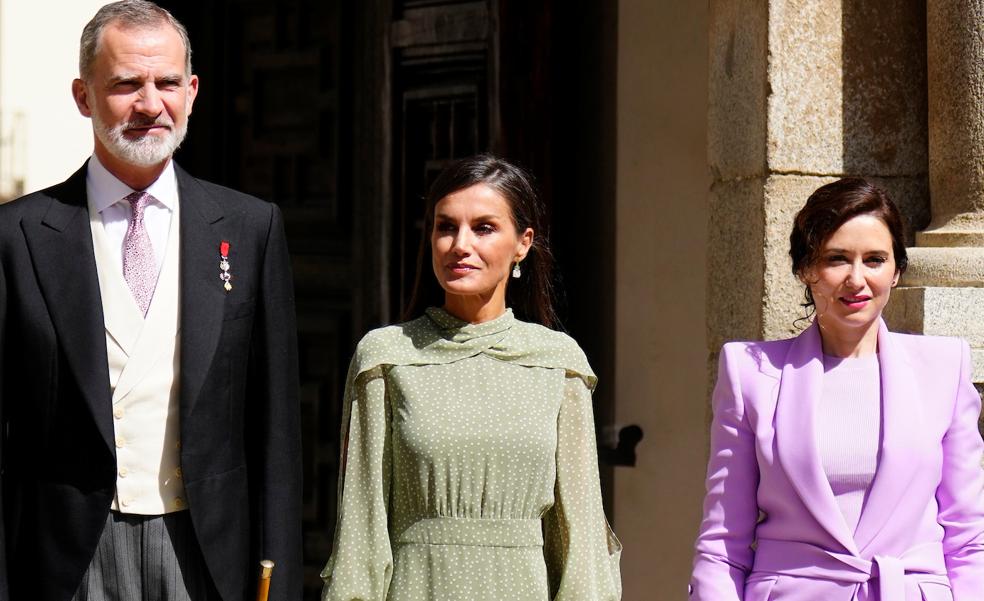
886, 0, 984, 385
922, 0, 984, 247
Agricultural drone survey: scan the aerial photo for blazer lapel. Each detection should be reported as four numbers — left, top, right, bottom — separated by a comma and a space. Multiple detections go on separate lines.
775, 321, 860, 555
177, 166, 226, 418
19, 165, 115, 451
853, 320, 923, 553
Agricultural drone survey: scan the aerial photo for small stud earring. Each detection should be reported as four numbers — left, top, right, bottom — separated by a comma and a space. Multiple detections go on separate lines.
512, 262, 522, 279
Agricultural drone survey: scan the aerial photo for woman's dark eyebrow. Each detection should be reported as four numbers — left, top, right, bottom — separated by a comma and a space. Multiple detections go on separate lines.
434, 213, 504, 222
823, 248, 890, 254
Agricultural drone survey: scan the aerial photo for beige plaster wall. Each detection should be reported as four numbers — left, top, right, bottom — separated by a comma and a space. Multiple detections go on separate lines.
0, 0, 106, 199
615, 1, 709, 597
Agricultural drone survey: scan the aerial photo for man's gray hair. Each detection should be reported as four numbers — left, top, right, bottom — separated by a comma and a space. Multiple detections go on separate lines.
79, 0, 192, 81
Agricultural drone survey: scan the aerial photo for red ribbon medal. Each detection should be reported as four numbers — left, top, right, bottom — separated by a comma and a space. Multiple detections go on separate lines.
219, 241, 232, 291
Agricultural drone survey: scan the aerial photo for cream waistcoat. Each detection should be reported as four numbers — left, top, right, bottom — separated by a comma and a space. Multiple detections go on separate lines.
88, 199, 187, 515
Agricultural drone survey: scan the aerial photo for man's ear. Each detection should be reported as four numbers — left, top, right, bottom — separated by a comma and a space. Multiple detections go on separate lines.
185, 74, 199, 115
72, 79, 93, 118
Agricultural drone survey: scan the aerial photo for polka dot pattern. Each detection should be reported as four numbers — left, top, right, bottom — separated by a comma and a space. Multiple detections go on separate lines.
321, 308, 622, 600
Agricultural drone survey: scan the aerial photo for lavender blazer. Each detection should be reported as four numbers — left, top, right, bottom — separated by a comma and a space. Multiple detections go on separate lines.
691, 320, 984, 601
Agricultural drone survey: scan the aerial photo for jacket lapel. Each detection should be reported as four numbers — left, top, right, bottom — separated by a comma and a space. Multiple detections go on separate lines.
775, 321, 860, 555
853, 320, 922, 553
19, 164, 115, 451
177, 166, 226, 418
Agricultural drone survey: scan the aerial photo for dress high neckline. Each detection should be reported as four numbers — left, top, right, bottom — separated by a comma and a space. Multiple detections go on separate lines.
424, 307, 515, 342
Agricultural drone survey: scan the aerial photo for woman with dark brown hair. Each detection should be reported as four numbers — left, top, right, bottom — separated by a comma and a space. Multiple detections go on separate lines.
691, 178, 984, 600
321, 155, 621, 601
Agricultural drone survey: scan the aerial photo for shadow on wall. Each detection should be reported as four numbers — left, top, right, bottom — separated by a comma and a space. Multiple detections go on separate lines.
841, 0, 930, 241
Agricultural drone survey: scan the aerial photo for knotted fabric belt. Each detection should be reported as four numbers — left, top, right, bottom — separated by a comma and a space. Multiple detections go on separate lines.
396, 517, 543, 548
752, 539, 948, 600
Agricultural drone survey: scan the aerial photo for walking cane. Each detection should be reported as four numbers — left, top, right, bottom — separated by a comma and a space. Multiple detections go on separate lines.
256, 559, 275, 601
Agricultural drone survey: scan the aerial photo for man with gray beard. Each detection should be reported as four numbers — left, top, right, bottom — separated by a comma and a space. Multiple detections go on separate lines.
0, 2, 302, 600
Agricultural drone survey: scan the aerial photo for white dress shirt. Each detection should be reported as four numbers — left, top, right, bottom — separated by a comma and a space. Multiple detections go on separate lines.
85, 154, 178, 276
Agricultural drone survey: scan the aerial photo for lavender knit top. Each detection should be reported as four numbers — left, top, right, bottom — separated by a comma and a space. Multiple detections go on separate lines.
818, 353, 882, 534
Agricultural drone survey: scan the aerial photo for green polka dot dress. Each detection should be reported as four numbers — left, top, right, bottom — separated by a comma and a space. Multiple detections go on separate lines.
320, 307, 622, 601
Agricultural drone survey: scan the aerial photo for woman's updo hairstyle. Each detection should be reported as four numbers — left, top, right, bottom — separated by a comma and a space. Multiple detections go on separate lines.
789, 177, 908, 314
404, 154, 559, 328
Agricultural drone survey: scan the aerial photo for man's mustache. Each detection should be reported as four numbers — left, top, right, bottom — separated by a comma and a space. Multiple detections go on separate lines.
120, 117, 174, 131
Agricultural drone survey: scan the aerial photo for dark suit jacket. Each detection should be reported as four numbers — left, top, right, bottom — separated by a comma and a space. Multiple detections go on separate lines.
0, 163, 302, 601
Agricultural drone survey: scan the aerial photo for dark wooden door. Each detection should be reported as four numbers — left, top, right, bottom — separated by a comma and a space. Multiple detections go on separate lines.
160, 2, 374, 596
161, 1, 615, 599
389, 1, 491, 312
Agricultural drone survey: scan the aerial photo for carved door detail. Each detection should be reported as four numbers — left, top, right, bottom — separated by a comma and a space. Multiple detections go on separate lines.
390, 1, 491, 311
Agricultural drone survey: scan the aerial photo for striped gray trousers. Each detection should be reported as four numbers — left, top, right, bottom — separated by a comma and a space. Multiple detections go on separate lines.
72, 510, 219, 601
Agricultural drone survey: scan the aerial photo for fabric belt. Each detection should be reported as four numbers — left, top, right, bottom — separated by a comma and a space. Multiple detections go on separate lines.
396, 517, 543, 548
752, 539, 948, 601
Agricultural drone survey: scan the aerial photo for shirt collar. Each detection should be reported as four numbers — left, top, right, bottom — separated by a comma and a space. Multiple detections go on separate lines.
86, 153, 179, 213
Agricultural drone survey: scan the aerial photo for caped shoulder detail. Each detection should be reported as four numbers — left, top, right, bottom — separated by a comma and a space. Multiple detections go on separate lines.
350, 310, 597, 389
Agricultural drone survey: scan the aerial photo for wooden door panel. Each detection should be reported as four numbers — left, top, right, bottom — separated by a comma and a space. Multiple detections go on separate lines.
160, 2, 353, 596
391, 1, 489, 313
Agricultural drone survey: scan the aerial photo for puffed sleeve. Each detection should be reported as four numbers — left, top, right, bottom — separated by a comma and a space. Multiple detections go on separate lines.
542, 374, 622, 601
321, 358, 393, 601
690, 343, 760, 600
938, 339, 984, 600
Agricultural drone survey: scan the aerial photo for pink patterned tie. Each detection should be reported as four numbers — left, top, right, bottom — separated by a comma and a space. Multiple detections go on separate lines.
122, 191, 158, 316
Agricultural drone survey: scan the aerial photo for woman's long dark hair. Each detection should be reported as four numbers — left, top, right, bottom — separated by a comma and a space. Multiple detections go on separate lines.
403, 154, 559, 328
